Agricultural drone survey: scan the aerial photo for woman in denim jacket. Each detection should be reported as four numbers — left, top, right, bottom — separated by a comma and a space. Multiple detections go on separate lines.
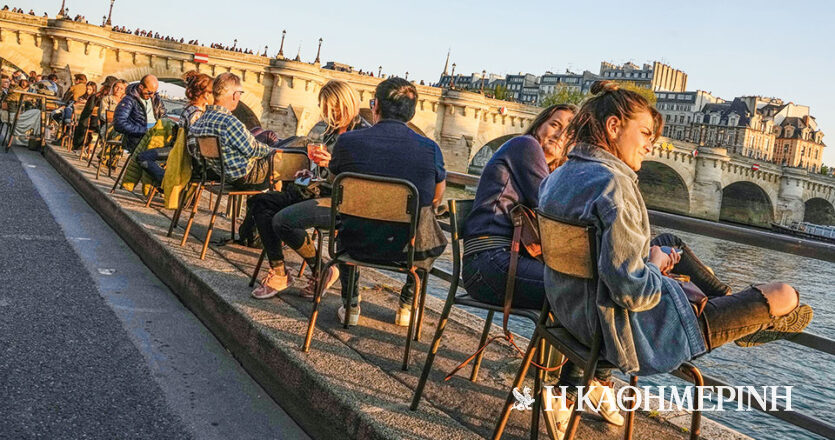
537, 81, 812, 438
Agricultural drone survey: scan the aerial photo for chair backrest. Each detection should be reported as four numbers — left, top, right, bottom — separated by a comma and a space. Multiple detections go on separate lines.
273, 150, 310, 181
105, 110, 115, 123
196, 136, 221, 159
536, 209, 596, 280
448, 199, 475, 241
330, 172, 420, 262
334, 173, 418, 223
72, 103, 85, 118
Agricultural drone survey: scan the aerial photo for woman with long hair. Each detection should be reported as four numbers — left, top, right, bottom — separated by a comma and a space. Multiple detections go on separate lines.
462, 103, 576, 310
250, 80, 370, 300
73, 78, 112, 151
537, 81, 812, 438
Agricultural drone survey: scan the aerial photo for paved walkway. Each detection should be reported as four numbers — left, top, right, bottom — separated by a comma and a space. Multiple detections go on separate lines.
0, 147, 309, 440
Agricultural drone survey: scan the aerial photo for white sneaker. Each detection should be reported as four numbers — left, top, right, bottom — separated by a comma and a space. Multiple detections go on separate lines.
251, 269, 293, 299
337, 304, 360, 326
394, 303, 411, 327
541, 388, 574, 440
586, 378, 625, 426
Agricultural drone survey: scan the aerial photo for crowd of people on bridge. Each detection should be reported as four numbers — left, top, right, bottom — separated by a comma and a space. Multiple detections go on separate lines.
4, 62, 816, 440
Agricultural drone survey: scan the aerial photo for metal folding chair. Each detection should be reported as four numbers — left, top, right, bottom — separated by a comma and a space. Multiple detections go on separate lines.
302, 172, 429, 371
179, 136, 275, 260
410, 199, 540, 410
492, 210, 704, 440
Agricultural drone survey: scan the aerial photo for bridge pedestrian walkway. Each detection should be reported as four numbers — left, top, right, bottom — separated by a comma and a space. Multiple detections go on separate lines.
42, 145, 751, 440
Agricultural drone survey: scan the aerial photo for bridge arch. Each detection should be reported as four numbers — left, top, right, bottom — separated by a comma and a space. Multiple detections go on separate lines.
467, 134, 518, 174
720, 181, 774, 227
637, 161, 691, 215
804, 198, 835, 226
0, 49, 42, 76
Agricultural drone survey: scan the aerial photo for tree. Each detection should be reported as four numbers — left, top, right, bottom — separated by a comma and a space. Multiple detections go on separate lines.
619, 81, 657, 106
821, 164, 830, 175
488, 84, 509, 101
540, 84, 587, 107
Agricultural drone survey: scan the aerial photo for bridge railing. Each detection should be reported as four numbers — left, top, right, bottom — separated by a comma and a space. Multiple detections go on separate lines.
439, 170, 835, 439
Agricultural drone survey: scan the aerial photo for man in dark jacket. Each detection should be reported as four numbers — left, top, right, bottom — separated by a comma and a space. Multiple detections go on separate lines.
113, 75, 166, 152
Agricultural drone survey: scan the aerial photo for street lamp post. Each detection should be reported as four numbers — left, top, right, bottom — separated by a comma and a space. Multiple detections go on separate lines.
58, 0, 66, 18
314, 38, 322, 64
405, 71, 409, 80
378, 66, 382, 77
480, 69, 486, 94
106, 0, 115, 26
262, 45, 268, 57
277, 30, 286, 58
450, 63, 456, 89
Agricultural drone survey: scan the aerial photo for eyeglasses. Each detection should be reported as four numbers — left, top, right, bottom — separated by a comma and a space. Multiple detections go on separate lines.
233, 90, 245, 98
369, 98, 376, 108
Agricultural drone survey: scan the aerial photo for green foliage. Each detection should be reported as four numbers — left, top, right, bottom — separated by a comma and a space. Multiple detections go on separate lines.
540, 84, 587, 107
490, 84, 509, 101
821, 164, 830, 175
618, 81, 657, 106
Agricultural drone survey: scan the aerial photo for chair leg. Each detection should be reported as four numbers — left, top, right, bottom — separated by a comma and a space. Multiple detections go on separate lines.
109, 149, 134, 194
470, 310, 495, 382
492, 331, 541, 440
414, 270, 429, 341
200, 192, 225, 260
530, 338, 547, 440
564, 355, 602, 440
679, 364, 703, 440
623, 376, 639, 440
145, 187, 157, 208
402, 268, 422, 371
250, 249, 266, 287
410, 281, 458, 411
230, 195, 238, 241
302, 260, 338, 353
180, 184, 203, 247
86, 136, 100, 167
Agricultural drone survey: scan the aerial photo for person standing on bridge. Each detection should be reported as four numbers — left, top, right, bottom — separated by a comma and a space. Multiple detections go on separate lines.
537, 81, 813, 438
113, 74, 166, 153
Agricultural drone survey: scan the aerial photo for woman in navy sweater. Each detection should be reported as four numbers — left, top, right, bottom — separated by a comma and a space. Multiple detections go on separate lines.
462, 104, 576, 309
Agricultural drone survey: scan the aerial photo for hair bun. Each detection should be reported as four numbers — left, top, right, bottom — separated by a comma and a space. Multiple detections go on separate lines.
590, 80, 619, 95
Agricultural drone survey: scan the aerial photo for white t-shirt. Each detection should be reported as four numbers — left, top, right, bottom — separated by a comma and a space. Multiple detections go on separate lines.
142, 97, 156, 127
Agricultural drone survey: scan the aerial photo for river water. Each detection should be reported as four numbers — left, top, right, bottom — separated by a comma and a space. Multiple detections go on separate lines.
433, 189, 834, 440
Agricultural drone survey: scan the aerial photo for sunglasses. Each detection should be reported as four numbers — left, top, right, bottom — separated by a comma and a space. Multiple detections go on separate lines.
234, 90, 245, 98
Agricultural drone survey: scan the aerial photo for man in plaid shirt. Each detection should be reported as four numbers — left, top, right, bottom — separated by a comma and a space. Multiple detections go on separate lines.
189, 72, 274, 189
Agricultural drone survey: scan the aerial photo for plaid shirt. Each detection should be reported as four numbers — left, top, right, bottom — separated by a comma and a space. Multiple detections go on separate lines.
188, 105, 271, 181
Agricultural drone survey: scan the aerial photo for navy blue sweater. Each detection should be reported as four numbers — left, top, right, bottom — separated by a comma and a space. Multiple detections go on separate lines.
463, 135, 548, 239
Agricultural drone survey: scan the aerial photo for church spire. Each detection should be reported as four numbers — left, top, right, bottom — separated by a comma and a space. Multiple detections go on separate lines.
442, 49, 450, 76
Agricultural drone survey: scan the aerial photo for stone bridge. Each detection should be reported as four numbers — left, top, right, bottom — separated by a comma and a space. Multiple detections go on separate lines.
639, 137, 835, 227
5, 12, 834, 228
0, 11, 539, 173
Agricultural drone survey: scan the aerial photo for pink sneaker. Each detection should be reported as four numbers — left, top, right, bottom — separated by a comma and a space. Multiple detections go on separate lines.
301, 265, 340, 299
251, 269, 293, 299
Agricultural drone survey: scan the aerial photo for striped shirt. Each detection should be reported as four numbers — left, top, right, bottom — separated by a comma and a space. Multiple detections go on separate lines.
188, 105, 271, 181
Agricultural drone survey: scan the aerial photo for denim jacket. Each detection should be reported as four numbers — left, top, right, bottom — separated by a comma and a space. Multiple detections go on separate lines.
538, 143, 705, 375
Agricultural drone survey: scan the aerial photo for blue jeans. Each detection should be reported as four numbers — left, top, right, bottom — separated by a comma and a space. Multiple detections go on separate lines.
136, 147, 171, 184
462, 248, 546, 310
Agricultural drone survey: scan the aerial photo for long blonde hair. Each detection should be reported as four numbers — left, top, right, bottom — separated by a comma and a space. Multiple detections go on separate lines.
318, 80, 359, 133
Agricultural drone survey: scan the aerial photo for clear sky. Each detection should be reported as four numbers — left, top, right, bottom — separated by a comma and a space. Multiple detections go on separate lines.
23, 0, 835, 165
